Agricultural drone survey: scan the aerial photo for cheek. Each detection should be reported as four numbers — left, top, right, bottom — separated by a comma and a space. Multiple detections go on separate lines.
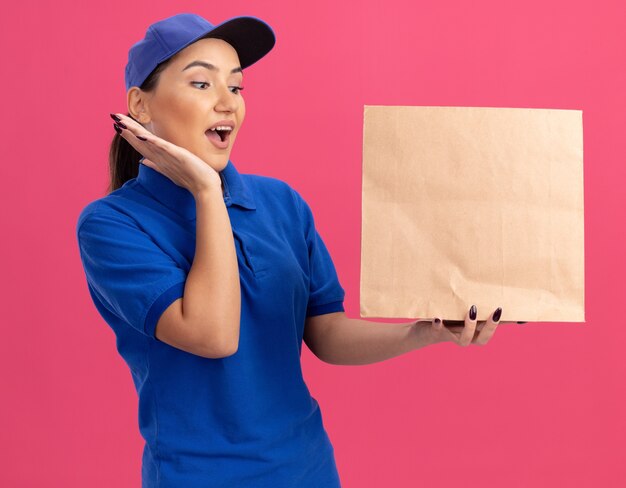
158, 98, 195, 131
238, 95, 246, 115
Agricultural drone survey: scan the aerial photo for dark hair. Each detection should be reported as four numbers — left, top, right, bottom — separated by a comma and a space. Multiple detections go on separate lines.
106, 56, 177, 194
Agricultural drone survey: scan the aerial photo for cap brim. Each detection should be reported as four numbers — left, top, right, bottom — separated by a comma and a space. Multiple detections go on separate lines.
196, 16, 276, 70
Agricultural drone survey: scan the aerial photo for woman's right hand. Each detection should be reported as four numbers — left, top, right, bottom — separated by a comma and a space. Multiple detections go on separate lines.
112, 113, 222, 196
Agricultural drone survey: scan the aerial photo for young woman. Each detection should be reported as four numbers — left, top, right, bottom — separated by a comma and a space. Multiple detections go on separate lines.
76, 12, 517, 488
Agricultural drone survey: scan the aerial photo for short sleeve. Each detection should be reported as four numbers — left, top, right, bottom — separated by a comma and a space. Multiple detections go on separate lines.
293, 190, 346, 317
76, 209, 188, 338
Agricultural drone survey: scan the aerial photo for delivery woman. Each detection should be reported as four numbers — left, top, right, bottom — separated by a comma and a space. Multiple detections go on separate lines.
76, 12, 510, 488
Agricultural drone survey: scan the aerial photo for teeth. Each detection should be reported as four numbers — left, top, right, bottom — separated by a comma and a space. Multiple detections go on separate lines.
210, 126, 233, 131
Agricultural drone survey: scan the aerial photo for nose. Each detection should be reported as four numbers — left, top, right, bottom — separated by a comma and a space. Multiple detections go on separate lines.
214, 83, 238, 113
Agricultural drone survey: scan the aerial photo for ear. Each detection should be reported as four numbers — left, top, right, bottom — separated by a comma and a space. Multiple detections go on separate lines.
126, 87, 151, 124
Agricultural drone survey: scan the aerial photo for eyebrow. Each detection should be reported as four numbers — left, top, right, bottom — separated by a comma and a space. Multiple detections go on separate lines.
181, 60, 243, 74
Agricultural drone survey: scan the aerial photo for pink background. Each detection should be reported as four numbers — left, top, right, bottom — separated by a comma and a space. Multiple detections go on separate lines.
2, 0, 624, 486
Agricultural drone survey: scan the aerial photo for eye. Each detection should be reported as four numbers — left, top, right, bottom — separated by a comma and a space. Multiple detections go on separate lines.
191, 82, 244, 95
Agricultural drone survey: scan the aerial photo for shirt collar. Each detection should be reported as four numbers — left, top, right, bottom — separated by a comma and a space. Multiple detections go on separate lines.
136, 157, 256, 220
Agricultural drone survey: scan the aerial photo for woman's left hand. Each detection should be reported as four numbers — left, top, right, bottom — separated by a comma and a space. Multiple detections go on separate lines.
418, 306, 518, 347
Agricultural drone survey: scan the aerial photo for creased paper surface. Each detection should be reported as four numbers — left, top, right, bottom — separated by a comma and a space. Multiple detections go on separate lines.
360, 105, 585, 322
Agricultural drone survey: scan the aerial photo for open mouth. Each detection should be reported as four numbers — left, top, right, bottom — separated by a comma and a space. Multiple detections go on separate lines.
206, 128, 231, 143
206, 121, 235, 149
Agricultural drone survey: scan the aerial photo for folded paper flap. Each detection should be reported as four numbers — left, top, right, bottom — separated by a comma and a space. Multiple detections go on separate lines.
360, 105, 585, 322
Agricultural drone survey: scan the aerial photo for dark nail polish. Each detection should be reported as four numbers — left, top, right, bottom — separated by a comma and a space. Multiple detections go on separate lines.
469, 305, 477, 321
434, 318, 441, 324
116, 121, 127, 129
517, 321, 527, 324
493, 307, 502, 322
136, 135, 148, 141
110, 113, 121, 122
113, 123, 122, 135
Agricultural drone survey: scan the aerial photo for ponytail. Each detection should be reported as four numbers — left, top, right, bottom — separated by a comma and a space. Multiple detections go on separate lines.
107, 120, 143, 193
106, 54, 177, 194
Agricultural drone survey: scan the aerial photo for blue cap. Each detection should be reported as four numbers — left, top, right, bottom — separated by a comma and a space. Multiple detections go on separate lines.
124, 13, 276, 92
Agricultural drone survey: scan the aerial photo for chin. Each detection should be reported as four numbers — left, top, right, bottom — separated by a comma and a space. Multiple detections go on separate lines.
205, 150, 230, 169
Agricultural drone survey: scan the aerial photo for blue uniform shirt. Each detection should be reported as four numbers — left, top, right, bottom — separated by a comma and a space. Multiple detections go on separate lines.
76, 158, 346, 487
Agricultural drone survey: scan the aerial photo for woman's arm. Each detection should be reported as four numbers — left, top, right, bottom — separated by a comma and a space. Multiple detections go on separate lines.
304, 312, 441, 366
156, 186, 241, 358
304, 308, 507, 365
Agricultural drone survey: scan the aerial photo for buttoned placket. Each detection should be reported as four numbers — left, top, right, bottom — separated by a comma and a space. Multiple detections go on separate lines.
138, 160, 265, 278
219, 171, 267, 278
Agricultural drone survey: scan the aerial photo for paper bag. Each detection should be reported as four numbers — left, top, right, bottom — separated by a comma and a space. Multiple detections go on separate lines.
360, 105, 585, 323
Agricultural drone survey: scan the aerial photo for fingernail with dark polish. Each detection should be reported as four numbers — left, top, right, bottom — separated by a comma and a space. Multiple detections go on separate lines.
136, 135, 148, 141
113, 123, 122, 135
493, 307, 502, 322
469, 305, 477, 321
434, 318, 441, 324
116, 121, 127, 129
517, 321, 527, 324
110, 113, 121, 122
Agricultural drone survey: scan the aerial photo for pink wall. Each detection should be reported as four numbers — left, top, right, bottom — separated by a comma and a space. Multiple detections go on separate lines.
2, 0, 624, 486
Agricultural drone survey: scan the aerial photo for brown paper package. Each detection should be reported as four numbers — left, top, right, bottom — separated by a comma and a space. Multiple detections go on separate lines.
360, 105, 585, 323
